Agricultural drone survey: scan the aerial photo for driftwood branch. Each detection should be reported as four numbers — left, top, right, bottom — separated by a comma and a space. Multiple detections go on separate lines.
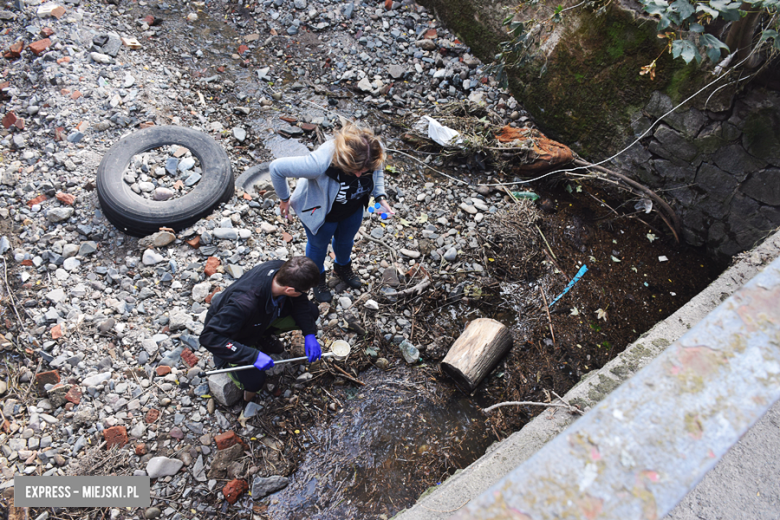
381, 279, 431, 299
483, 399, 583, 415
573, 158, 681, 242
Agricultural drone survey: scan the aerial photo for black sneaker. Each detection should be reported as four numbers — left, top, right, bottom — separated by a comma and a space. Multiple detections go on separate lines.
334, 261, 362, 289
258, 335, 285, 354
313, 271, 332, 303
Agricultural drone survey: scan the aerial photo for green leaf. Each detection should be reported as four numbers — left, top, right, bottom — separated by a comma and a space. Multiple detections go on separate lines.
700, 33, 730, 62
689, 22, 705, 33
696, 4, 719, 18
759, 29, 779, 44
642, 0, 669, 16
709, 0, 743, 21
672, 39, 701, 64
657, 13, 673, 30
670, 0, 695, 19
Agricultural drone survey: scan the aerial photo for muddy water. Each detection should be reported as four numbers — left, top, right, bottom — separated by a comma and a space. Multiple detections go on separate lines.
266, 365, 493, 519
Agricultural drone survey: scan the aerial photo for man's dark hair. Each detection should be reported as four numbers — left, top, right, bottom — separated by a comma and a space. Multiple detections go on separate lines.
276, 256, 320, 293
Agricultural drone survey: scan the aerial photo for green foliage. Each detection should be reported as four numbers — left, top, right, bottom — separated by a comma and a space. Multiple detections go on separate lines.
639, 0, 779, 66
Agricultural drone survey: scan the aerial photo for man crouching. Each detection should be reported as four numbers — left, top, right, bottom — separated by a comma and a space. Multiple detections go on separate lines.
199, 256, 322, 402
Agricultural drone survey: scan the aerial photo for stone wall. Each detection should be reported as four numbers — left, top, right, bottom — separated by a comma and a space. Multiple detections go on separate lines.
417, 0, 780, 259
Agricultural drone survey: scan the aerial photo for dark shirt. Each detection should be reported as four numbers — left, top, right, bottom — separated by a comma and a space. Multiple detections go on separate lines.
199, 260, 317, 368
324, 166, 374, 222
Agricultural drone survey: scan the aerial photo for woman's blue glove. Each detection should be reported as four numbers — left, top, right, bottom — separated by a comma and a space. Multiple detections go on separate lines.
304, 335, 322, 362
253, 351, 274, 371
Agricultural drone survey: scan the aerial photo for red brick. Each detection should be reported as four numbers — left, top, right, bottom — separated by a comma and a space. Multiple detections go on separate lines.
181, 349, 198, 368
4, 41, 23, 60
2, 111, 17, 129
384, 0, 392, 9
139, 121, 155, 129
65, 385, 82, 405
135, 443, 147, 455
204, 256, 221, 277
205, 288, 221, 304
50, 5, 65, 19
35, 370, 60, 389
143, 15, 155, 25
14, 118, 24, 130
155, 366, 171, 376
71, 90, 82, 100
54, 127, 65, 141
104, 426, 128, 449
55, 192, 76, 205
186, 236, 200, 248
50, 324, 63, 339
424, 29, 437, 39
222, 479, 248, 504
214, 430, 247, 451
41, 27, 55, 37
29, 38, 52, 56
27, 194, 47, 207
56, 56, 70, 64
280, 116, 297, 123
238, 44, 249, 54
145, 409, 160, 424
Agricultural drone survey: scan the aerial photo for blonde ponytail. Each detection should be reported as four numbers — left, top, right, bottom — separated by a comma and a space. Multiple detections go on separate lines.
332, 123, 386, 174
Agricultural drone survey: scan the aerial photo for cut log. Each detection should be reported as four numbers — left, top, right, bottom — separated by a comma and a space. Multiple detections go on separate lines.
441, 318, 514, 391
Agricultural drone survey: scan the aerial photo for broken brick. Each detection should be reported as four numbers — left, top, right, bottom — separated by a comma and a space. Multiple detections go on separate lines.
155, 366, 171, 376
64, 385, 82, 405
28, 38, 51, 56
282, 232, 293, 243
35, 370, 60, 390
55, 192, 76, 205
26, 194, 47, 207
181, 348, 198, 368
14, 118, 24, 130
135, 443, 147, 456
424, 29, 437, 39
71, 90, 82, 100
54, 127, 65, 141
50, 5, 66, 19
222, 479, 248, 504
301, 123, 316, 132
280, 116, 297, 123
145, 409, 160, 424
242, 193, 253, 200
2, 111, 17, 129
143, 15, 155, 25
238, 44, 249, 54
186, 236, 200, 248
204, 256, 221, 277
104, 426, 128, 449
41, 27, 55, 37
4, 41, 23, 60
20, 259, 33, 266
50, 324, 63, 339
204, 288, 222, 304
215, 430, 247, 451
139, 121, 155, 129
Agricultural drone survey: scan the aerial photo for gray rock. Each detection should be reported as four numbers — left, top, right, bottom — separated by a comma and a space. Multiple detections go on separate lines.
213, 228, 238, 240
400, 248, 420, 259
90, 52, 111, 64
417, 39, 436, 51
652, 126, 698, 162
146, 456, 184, 479
154, 187, 174, 201
144, 507, 161, 519
63, 257, 80, 271
192, 454, 207, 482
697, 163, 738, 203
343, 2, 354, 19
741, 168, 780, 205
46, 288, 66, 303
244, 401, 263, 418
399, 340, 420, 363
358, 77, 373, 92
81, 373, 111, 387
233, 127, 246, 142
443, 247, 457, 262
78, 241, 98, 256
712, 144, 767, 180
47, 207, 74, 223
142, 249, 165, 265
208, 373, 242, 407
192, 281, 211, 302
251, 476, 290, 499
338, 296, 352, 310
165, 158, 178, 174
388, 65, 406, 79
184, 172, 202, 186
168, 309, 188, 332
225, 265, 244, 279
179, 157, 196, 171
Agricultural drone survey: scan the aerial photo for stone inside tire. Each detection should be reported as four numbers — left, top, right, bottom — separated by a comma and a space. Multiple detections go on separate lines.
97, 126, 234, 237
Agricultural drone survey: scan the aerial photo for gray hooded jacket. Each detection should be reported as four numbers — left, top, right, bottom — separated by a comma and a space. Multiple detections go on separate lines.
269, 139, 387, 235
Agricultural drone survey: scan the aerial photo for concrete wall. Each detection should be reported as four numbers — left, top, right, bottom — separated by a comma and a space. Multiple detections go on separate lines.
417, 0, 780, 259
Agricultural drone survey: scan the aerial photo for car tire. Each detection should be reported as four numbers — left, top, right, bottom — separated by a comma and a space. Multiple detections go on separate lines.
96, 126, 234, 237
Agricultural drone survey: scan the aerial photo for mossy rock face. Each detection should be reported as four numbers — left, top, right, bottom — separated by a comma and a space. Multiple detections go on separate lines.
515, 5, 705, 158
418, 0, 715, 159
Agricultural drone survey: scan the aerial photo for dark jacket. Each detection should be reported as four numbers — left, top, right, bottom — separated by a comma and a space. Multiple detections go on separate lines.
199, 260, 317, 368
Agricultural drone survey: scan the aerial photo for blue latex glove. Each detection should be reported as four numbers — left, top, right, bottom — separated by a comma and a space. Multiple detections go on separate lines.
304, 334, 322, 362
253, 351, 274, 371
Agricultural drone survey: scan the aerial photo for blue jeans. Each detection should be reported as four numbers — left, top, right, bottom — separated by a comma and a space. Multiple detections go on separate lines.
303, 207, 363, 272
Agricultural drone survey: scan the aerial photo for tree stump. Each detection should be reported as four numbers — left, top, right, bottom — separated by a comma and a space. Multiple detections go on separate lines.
441, 318, 513, 391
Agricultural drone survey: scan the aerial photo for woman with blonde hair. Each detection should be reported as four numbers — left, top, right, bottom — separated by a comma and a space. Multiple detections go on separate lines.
270, 123, 394, 302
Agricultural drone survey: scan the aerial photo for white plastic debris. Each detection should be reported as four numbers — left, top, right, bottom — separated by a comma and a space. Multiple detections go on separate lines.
658, 255, 668, 262
414, 116, 462, 146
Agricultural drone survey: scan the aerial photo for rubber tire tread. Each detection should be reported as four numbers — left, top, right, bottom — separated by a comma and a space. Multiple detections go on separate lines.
96, 126, 234, 237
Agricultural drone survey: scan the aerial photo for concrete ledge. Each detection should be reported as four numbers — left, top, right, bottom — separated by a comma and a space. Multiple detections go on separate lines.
395, 228, 780, 520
